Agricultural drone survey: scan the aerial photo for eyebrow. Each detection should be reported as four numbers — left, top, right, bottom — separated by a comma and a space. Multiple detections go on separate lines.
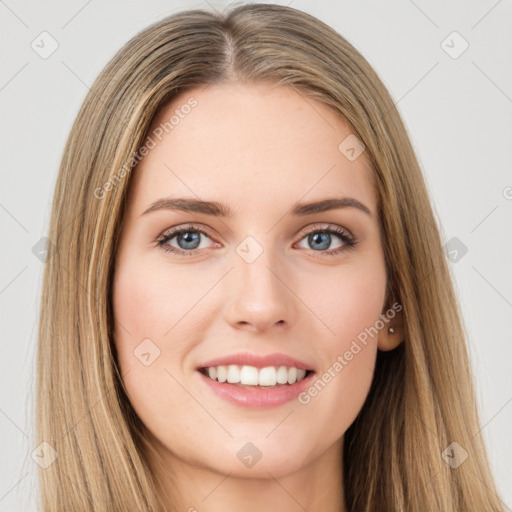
141, 196, 372, 217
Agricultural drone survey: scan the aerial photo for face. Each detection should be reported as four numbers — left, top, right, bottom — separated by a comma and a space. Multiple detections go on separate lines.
112, 82, 390, 480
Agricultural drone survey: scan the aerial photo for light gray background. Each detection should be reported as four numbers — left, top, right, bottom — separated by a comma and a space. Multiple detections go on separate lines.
1, 0, 511, 510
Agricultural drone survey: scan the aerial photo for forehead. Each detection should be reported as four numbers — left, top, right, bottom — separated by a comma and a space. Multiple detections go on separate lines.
128, 82, 376, 217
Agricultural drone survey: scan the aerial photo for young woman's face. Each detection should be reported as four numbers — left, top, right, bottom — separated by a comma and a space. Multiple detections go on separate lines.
113, 82, 389, 478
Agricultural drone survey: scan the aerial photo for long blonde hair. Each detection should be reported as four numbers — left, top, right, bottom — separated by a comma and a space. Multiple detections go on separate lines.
35, 3, 505, 510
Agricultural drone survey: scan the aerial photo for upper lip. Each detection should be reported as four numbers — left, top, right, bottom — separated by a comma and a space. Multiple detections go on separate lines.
197, 352, 315, 371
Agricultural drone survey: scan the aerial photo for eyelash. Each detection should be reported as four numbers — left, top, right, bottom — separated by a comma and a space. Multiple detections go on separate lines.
156, 223, 358, 258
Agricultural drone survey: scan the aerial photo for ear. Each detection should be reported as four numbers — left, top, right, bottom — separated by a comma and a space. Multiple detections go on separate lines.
377, 302, 405, 352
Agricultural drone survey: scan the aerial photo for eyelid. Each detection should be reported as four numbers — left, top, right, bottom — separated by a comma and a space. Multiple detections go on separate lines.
295, 222, 353, 240
158, 222, 353, 243
156, 221, 357, 256
159, 223, 217, 241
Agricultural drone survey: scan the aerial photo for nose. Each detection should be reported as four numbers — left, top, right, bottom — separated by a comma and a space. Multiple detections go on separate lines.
223, 243, 297, 333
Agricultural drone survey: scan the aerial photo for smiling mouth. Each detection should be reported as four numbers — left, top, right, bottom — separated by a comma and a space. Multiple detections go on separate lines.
198, 366, 315, 388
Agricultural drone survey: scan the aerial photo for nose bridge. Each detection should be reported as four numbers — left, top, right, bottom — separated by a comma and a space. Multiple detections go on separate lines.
223, 234, 295, 330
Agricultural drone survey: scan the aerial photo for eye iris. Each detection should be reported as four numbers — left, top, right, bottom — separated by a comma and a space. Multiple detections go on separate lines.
309, 232, 330, 251
178, 231, 200, 250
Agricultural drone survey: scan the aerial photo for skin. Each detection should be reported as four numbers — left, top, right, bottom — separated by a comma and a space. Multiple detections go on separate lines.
112, 82, 404, 512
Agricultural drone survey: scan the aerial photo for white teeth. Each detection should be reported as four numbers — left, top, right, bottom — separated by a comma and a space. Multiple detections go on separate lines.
217, 365, 227, 383
227, 364, 241, 383
258, 367, 277, 386
276, 366, 289, 384
287, 367, 297, 384
240, 365, 259, 385
203, 365, 309, 386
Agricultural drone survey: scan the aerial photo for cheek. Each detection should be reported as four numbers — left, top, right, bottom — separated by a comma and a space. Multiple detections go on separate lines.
111, 251, 218, 400
111, 257, 202, 436
302, 252, 387, 353
295, 254, 386, 431
112, 256, 206, 365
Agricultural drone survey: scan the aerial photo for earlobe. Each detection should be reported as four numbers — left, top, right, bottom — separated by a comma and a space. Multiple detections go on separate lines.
377, 307, 404, 351
377, 326, 403, 351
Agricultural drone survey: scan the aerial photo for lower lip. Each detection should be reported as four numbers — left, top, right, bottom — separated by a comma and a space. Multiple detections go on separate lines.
197, 370, 315, 408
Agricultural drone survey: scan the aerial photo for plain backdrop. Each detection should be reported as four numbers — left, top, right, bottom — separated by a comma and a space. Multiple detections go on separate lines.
0, 0, 511, 510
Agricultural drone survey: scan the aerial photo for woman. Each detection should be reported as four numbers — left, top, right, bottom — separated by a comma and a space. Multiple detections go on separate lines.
35, 3, 506, 511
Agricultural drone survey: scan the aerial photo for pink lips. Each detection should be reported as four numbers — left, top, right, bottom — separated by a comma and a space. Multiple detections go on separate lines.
196, 351, 316, 408
197, 370, 315, 408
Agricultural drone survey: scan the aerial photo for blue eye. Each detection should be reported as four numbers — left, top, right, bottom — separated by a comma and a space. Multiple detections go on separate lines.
296, 227, 356, 254
157, 224, 214, 256
157, 223, 357, 257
